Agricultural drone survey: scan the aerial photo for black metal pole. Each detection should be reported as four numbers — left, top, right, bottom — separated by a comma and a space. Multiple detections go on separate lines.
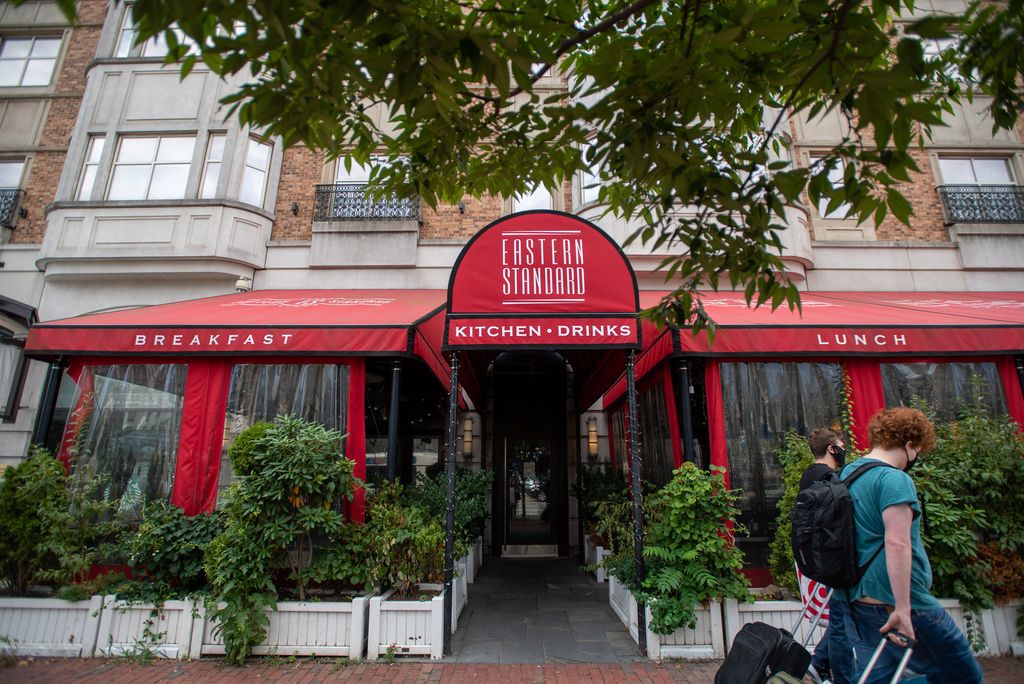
31, 359, 64, 446
626, 350, 647, 654
1016, 357, 1024, 400
678, 362, 696, 465
386, 360, 402, 482
442, 353, 460, 655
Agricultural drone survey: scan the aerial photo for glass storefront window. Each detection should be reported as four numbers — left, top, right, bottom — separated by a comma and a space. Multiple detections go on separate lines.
881, 361, 1007, 421
220, 363, 349, 496
720, 362, 844, 566
61, 364, 186, 516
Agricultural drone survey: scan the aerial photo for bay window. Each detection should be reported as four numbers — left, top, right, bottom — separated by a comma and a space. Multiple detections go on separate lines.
107, 135, 196, 200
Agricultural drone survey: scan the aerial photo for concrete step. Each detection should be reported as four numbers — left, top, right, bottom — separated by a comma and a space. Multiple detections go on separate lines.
502, 544, 559, 558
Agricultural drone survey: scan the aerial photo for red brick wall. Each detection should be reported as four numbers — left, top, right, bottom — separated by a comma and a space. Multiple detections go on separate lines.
11, 0, 105, 244
270, 145, 322, 240
420, 195, 503, 239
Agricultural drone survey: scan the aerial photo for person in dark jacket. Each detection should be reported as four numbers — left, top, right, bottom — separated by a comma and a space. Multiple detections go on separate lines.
799, 427, 853, 683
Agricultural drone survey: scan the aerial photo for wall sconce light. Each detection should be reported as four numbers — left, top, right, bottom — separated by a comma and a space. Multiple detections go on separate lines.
457, 200, 466, 214
462, 416, 474, 459
291, 201, 299, 215
234, 276, 252, 293
587, 416, 599, 460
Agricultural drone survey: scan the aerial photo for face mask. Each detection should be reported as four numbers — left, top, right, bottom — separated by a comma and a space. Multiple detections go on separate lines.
903, 446, 918, 473
831, 444, 847, 469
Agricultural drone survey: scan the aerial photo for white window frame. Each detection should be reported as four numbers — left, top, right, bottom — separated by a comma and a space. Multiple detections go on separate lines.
0, 36, 61, 87
76, 136, 105, 201
199, 133, 227, 199
511, 185, 554, 213
106, 134, 197, 201
238, 136, 272, 207
936, 156, 1016, 185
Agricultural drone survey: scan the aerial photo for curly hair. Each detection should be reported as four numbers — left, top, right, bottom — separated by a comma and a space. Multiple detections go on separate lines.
867, 407, 936, 453
808, 427, 841, 458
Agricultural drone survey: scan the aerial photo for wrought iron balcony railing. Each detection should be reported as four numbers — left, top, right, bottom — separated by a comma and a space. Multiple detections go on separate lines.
0, 188, 26, 229
937, 184, 1024, 224
313, 183, 420, 222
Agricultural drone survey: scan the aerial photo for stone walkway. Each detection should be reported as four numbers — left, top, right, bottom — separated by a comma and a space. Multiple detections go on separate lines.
449, 557, 642, 664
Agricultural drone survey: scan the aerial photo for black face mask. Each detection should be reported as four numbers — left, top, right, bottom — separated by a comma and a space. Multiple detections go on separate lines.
830, 444, 847, 469
903, 446, 918, 474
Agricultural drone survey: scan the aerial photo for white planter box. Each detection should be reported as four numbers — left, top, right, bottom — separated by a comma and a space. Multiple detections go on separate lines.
0, 596, 102, 657
197, 595, 370, 658
366, 587, 445, 660
454, 558, 469, 630
584, 536, 611, 582
96, 596, 195, 659
584, 534, 597, 566
981, 600, 1022, 655
607, 575, 724, 660
723, 598, 827, 652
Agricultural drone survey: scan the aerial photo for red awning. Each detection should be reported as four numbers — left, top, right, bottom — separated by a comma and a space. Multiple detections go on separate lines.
25, 289, 462, 391
602, 291, 1024, 407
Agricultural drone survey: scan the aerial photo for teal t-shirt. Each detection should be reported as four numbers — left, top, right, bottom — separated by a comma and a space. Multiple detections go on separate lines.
841, 458, 941, 611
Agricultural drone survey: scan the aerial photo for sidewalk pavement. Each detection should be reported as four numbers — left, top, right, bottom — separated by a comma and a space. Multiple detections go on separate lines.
3, 657, 1024, 683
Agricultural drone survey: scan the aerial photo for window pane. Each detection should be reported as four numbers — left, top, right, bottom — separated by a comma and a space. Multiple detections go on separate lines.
59, 364, 187, 516
200, 161, 220, 199
638, 379, 674, 487
156, 136, 195, 163
239, 166, 266, 206
336, 158, 372, 182
87, 136, 105, 163
21, 58, 55, 85
207, 134, 225, 163
881, 362, 1007, 422
973, 158, 1013, 184
31, 38, 60, 58
108, 164, 153, 200
77, 166, 98, 200
512, 186, 552, 212
938, 158, 976, 184
0, 66, 21, 86
0, 38, 32, 59
115, 29, 134, 57
0, 343, 19, 415
219, 364, 348, 498
721, 362, 844, 566
246, 138, 271, 170
0, 160, 24, 187
118, 137, 158, 163
142, 34, 168, 57
148, 163, 190, 199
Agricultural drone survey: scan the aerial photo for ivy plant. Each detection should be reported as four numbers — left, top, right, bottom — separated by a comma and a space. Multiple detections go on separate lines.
127, 500, 222, 593
768, 430, 815, 594
572, 464, 629, 544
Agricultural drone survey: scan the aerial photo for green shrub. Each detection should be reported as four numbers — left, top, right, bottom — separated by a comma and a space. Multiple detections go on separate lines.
768, 430, 815, 594
914, 403, 1024, 609
367, 482, 450, 596
573, 464, 629, 542
226, 420, 272, 476
402, 468, 494, 546
608, 464, 750, 634
204, 415, 365, 664
127, 500, 222, 592
0, 446, 66, 595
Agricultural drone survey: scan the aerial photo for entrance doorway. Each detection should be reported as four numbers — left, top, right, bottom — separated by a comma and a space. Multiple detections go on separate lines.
491, 352, 568, 556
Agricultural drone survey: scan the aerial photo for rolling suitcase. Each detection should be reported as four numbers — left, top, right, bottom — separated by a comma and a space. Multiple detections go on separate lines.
714, 621, 812, 684
856, 631, 916, 684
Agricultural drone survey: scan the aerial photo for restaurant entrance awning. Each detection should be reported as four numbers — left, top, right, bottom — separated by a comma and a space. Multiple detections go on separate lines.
602, 290, 1024, 407
25, 289, 456, 391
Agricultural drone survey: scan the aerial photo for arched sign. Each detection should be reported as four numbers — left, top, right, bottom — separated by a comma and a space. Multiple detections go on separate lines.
444, 210, 640, 350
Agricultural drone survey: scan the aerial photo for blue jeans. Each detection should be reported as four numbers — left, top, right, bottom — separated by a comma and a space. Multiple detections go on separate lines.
821, 599, 858, 684
829, 600, 983, 684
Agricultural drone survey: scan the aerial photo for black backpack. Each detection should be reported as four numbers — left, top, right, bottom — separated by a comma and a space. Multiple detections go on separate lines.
790, 460, 890, 588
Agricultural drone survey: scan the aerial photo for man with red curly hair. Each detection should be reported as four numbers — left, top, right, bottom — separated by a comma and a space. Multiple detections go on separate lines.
828, 407, 983, 683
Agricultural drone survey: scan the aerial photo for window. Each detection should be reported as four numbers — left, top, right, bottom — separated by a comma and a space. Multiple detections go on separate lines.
114, 11, 193, 59
239, 137, 272, 206
59, 364, 187, 516
810, 155, 852, 219
219, 364, 348, 496
937, 157, 1015, 185
720, 362, 844, 566
76, 136, 105, 200
0, 159, 24, 189
580, 140, 603, 205
0, 336, 26, 421
0, 36, 60, 87
107, 135, 196, 200
638, 379, 675, 487
512, 185, 553, 212
335, 155, 391, 184
199, 134, 226, 199
881, 362, 1007, 421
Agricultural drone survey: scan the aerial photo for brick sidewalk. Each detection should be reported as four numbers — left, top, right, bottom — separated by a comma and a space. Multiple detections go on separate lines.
3, 657, 1023, 683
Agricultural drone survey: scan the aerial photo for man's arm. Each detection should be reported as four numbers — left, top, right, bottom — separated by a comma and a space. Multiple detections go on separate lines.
880, 503, 915, 642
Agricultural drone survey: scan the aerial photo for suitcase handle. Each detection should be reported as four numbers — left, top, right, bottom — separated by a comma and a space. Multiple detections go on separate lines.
856, 630, 916, 684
